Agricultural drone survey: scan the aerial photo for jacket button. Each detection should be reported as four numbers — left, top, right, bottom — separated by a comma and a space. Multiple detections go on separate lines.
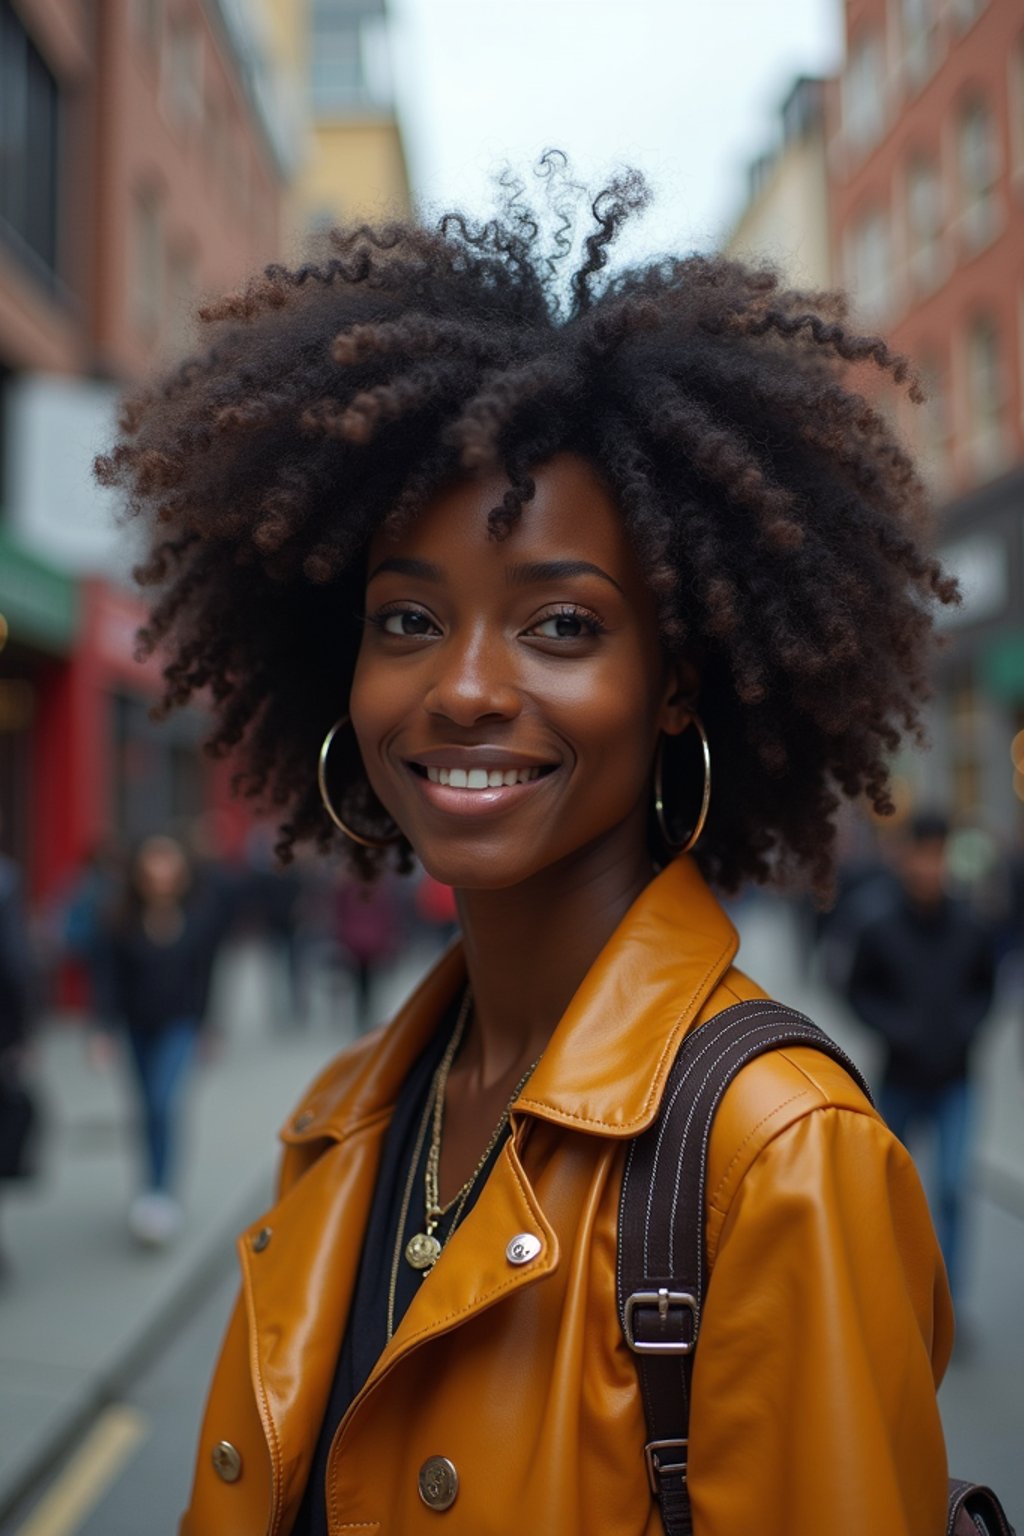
506, 1232, 542, 1265
293, 1110, 315, 1131
418, 1455, 459, 1510
251, 1226, 272, 1252
211, 1441, 243, 1482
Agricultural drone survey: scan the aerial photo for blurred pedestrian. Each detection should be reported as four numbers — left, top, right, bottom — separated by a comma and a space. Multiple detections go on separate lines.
844, 811, 996, 1303
61, 835, 125, 1031
102, 835, 225, 1246
332, 869, 403, 1031
0, 830, 37, 1269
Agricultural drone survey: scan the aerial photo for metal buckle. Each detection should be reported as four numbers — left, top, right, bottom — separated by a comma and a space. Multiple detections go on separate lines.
623, 1288, 697, 1354
644, 1438, 689, 1495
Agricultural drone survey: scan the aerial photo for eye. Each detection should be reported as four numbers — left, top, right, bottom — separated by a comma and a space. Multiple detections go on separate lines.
527, 607, 604, 641
373, 606, 438, 638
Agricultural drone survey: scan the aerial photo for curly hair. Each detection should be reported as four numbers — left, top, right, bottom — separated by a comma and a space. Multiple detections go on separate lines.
96, 158, 957, 893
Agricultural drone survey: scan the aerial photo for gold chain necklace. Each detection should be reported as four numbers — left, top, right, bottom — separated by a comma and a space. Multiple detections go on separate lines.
386, 991, 543, 1339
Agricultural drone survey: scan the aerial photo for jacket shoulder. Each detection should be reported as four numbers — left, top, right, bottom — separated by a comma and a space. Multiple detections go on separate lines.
698, 968, 881, 1240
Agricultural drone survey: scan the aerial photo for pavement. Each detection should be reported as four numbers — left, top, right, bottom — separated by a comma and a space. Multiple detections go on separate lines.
1, 900, 1022, 1524
0, 937, 437, 1522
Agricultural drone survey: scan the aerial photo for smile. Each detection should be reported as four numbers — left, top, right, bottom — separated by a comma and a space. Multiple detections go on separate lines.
419, 765, 547, 789
404, 757, 559, 815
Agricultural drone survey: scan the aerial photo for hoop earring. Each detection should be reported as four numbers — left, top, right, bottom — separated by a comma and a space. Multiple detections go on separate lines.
318, 716, 404, 850
654, 714, 711, 854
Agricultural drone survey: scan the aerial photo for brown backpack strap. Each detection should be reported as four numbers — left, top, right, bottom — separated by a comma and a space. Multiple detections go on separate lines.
947, 1480, 1017, 1536
617, 999, 872, 1536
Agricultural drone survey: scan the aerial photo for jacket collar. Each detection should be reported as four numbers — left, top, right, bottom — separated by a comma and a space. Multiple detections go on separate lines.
282, 855, 737, 1147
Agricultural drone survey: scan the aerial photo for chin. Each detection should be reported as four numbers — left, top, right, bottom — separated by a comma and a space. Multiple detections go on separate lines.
414, 844, 550, 894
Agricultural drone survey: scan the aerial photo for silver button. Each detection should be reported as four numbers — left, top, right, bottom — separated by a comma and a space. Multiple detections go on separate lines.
506, 1232, 542, 1265
251, 1226, 272, 1253
293, 1110, 315, 1132
211, 1441, 242, 1482
418, 1455, 459, 1511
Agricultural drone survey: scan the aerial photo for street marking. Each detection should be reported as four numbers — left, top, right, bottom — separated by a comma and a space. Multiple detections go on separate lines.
15, 1405, 149, 1536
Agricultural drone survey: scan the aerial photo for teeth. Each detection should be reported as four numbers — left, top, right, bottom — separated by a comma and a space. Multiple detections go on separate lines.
422, 765, 546, 788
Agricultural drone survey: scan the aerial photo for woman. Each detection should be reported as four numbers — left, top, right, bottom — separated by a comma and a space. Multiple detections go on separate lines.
103, 835, 224, 1245
99, 166, 956, 1534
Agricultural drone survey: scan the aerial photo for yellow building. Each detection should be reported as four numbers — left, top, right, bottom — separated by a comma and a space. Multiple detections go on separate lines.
723, 77, 832, 291
262, 0, 411, 252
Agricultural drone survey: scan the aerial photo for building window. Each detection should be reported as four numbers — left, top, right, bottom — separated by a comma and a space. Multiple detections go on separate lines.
1010, 35, 1024, 183
948, 0, 987, 34
133, 187, 163, 341
133, 0, 162, 54
905, 156, 944, 293
898, 0, 939, 90
845, 207, 893, 323
956, 96, 1001, 253
843, 30, 886, 155
964, 314, 1006, 479
310, 0, 392, 113
162, 14, 203, 131
0, 0, 60, 281
916, 355, 950, 490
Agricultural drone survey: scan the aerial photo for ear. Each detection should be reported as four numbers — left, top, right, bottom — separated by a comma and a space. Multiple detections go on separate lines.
657, 655, 700, 738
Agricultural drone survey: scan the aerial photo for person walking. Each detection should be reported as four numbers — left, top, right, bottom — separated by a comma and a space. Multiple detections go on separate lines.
844, 811, 996, 1304
100, 162, 959, 1535
102, 835, 225, 1246
0, 833, 36, 1267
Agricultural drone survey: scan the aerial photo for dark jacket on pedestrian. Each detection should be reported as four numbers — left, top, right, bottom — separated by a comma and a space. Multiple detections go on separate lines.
0, 855, 30, 1055
104, 891, 225, 1035
845, 891, 996, 1089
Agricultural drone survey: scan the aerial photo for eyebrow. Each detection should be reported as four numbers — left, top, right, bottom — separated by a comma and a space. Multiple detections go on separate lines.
366, 555, 624, 595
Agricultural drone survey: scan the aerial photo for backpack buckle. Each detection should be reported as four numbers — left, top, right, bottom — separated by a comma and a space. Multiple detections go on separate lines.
623, 1288, 697, 1353
644, 1438, 689, 1494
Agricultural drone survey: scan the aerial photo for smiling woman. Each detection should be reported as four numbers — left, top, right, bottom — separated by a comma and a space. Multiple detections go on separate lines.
97, 161, 958, 1536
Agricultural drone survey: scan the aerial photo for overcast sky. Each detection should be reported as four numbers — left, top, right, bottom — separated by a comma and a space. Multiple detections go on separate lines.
390, 0, 842, 264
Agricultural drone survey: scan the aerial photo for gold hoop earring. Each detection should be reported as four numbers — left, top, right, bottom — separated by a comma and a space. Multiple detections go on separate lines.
318, 715, 404, 850
654, 715, 711, 854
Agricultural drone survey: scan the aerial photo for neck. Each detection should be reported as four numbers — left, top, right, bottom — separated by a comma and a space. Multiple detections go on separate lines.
454, 829, 656, 1089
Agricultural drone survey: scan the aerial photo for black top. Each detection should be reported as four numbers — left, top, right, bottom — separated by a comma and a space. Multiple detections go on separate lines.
102, 886, 227, 1034
845, 890, 996, 1088
294, 1005, 509, 1536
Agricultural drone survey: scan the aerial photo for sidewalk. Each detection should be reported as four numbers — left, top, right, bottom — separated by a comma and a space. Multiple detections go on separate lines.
0, 939, 435, 1520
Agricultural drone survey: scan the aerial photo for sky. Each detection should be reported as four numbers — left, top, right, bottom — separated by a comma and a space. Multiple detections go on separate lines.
390, 0, 842, 265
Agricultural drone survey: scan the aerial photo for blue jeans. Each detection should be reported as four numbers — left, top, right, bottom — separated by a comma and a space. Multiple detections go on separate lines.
879, 1076, 972, 1302
125, 1020, 199, 1193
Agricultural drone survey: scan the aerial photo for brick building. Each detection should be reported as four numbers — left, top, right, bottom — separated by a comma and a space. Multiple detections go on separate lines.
829, 0, 1024, 831
0, 0, 296, 907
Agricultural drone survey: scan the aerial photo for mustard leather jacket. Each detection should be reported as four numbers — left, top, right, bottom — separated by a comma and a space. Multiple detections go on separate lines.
181, 857, 953, 1536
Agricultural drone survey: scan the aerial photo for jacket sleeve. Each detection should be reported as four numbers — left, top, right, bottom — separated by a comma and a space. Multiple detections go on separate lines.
690, 1104, 953, 1536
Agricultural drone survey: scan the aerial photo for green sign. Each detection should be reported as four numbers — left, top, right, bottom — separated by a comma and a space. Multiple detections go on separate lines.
0, 524, 78, 654
981, 632, 1024, 703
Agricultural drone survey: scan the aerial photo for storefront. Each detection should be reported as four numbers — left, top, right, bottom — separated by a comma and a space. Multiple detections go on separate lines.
0, 525, 78, 901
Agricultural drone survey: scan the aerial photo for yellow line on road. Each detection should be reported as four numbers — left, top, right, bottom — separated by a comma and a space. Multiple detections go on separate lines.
15, 1405, 149, 1536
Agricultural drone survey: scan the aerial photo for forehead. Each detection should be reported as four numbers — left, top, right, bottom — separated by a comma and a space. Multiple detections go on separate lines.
367, 453, 639, 578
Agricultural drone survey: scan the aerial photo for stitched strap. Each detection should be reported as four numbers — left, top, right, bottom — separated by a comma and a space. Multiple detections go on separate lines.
946, 1480, 1018, 1536
617, 999, 872, 1536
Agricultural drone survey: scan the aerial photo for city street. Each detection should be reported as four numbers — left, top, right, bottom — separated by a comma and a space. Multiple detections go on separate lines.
1, 898, 1022, 1534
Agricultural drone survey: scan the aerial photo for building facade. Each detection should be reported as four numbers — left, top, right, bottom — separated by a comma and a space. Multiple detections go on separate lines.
0, 0, 296, 908
829, 0, 1024, 835
725, 76, 833, 292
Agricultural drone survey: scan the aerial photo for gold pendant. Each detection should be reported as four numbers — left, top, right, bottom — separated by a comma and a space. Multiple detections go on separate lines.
405, 1231, 442, 1271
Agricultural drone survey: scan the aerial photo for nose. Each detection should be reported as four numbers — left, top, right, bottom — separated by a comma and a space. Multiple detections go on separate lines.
422, 625, 522, 728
